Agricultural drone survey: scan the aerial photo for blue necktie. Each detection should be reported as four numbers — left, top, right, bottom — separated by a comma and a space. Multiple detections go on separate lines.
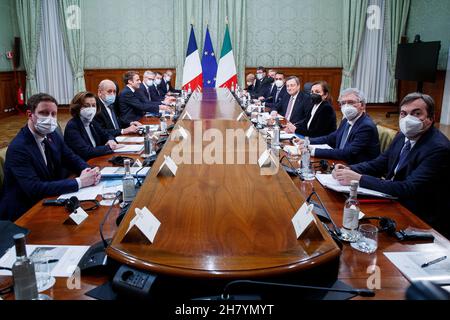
394, 140, 411, 174
339, 122, 351, 149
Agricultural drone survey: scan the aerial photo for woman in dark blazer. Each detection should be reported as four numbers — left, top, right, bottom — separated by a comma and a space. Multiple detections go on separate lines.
296, 81, 337, 138
64, 91, 121, 161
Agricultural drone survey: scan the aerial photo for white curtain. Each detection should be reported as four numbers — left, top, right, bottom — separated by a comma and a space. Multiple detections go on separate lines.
36, 0, 73, 104
352, 0, 390, 103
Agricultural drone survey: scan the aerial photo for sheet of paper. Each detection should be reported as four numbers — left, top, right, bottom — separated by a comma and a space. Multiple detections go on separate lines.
116, 136, 145, 143
0, 245, 89, 277
114, 144, 144, 153
310, 144, 333, 150
100, 167, 150, 177
384, 251, 450, 284
316, 174, 396, 199
138, 125, 160, 131
58, 183, 103, 201
280, 133, 296, 140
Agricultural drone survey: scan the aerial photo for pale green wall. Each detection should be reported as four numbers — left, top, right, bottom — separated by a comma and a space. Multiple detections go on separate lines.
83, 0, 176, 68
406, 0, 450, 70
246, 0, 342, 67
0, 0, 19, 71
4, 0, 449, 71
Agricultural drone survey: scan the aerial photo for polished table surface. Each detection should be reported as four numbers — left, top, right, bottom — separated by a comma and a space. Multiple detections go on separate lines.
2, 88, 449, 300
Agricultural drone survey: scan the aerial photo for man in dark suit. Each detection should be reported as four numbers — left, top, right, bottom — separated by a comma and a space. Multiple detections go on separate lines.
94, 79, 141, 137
160, 70, 180, 95
251, 66, 273, 100
296, 88, 380, 164
0, 93, 100, 221
119, 71, 172, 126
139, 71, 175, 104
271, 76, 311, 131
265, 72, 288, 107
333, 93, 450, 237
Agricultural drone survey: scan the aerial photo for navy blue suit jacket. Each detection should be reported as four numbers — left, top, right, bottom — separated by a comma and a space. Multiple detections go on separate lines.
265, 86, 288, 109
310, 113, 380, 164
64, 117, 114, 161
0, 126, 88, 221
93, 98, 123, 137
272, 91, 312, 127
351, 127, 450, 236
119, 86, 160, 126
149, 84, 164, 102
296, 100, 337, 138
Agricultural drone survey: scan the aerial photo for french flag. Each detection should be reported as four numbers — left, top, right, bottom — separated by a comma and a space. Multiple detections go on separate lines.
182, 25, 203, 92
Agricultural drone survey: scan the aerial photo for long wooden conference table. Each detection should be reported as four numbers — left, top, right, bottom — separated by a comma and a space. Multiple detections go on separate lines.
2, 88, 450, 300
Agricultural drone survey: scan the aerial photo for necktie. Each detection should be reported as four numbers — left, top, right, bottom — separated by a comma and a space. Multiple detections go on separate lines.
339, 122, 351, 149
275, 88, 281, 102
285, 96, 295, 121
394, 140, 411, 174
146, 87, 151, 100
42, 138, 55, 177
108, 105, 120, 130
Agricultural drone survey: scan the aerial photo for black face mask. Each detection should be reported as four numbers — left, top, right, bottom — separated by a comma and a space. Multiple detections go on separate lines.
311, 93, 322, 104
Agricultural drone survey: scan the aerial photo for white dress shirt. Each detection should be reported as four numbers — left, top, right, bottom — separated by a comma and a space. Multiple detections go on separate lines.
307, 101, 323, 130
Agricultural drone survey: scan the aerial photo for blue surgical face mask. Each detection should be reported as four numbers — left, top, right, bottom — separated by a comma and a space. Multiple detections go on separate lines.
154, 79, 162, 86
104, 94, 116, 106
146, 79, 154, 87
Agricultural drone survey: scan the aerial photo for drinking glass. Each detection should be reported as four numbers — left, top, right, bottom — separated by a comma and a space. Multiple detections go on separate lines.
351, 224, 378, 254
31, 252, 55, 292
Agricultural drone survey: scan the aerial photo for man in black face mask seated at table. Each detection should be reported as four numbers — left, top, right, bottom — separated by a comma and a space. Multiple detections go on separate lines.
332, 93, 450, 238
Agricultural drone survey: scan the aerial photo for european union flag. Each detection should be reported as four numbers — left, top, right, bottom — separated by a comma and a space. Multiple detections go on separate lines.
201, 27, 218, 88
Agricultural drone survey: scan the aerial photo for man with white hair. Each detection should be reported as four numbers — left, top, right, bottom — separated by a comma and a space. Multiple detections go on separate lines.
295, 88, 380, 164
94, 79, 141, 137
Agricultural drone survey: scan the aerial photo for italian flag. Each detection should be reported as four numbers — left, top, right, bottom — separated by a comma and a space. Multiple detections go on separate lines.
182, 25, 203, 92
215, 24, 237, 89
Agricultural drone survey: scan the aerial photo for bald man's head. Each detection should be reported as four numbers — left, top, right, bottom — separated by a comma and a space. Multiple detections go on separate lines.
98, 79, 117, 104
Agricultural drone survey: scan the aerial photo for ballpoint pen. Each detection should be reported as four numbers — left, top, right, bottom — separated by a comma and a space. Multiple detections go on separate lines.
421, 255, 447, 268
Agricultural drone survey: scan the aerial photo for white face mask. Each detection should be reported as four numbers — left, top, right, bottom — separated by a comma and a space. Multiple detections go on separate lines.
399, 114, 424, 139
275, 80, 284, 88
164, 76, 171, 82
146, 79, 154, 87
341, 104, 359, 121
35, 115, 58, 136
256, 73, 264, 80
154, 79, 162, 86
80, 107, 97, 123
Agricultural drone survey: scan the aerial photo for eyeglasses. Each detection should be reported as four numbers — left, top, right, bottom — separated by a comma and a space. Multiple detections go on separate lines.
338, 100, 360, 106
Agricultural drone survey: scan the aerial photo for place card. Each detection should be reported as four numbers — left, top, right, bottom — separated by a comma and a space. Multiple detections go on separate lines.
66, 207, 89, 226
292, 203, 315, 239
182, 111, 192, 120
245, 125, 257, 139
132, 159, 143, 167
125, 207, 161, 243
258, 149, 277, 168
157, 155, 178, 177
237, 112, 245, 121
